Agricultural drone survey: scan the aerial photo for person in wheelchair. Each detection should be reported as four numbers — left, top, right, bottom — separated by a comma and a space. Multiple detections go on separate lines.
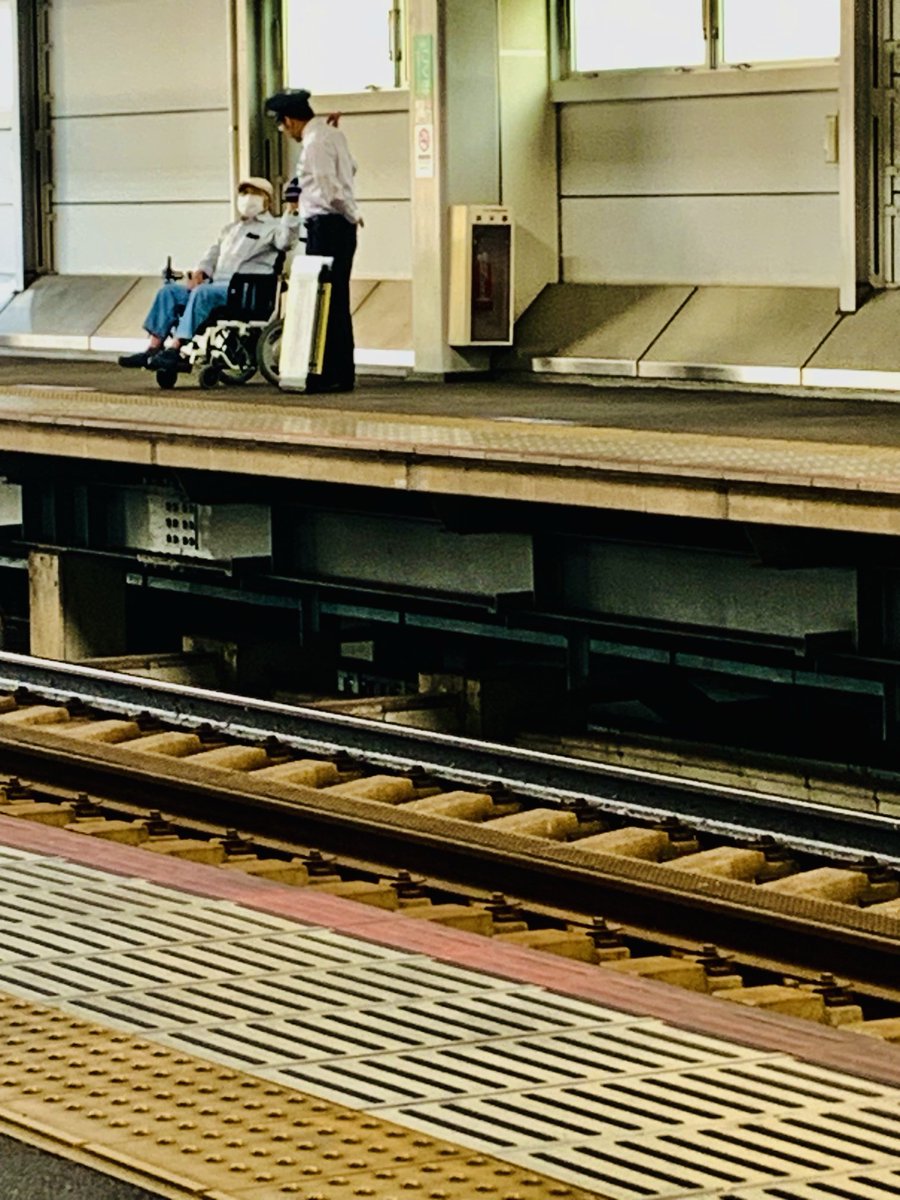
118, 177, 299, 372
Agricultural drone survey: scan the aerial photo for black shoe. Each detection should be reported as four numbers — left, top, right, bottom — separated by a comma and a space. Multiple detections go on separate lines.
148, 347, 190, 372
118, 350, 155, 368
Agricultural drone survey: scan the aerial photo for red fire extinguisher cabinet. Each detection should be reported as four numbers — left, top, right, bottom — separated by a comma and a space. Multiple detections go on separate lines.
448, 205, 514, 346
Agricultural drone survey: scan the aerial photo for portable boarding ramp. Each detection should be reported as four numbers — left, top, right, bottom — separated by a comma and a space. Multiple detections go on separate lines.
278, 255, 333, 391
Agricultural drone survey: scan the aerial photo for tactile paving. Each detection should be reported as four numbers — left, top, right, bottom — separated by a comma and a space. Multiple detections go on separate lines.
3, 845, 900, 1199
730, 1164, 900, 1198
151, 990, 630, 1070
0, 930, 410, 1000
511, 1100, 900, 1198
0, 993, 596, 1200
259, 1020, 764, 1109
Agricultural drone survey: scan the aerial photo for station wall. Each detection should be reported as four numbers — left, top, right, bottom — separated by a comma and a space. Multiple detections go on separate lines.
557, 84, 841, 288
4, 1, 844, 296
334, 104, 412, 280
0, 0, 15, 290
45, 0, 411, 282
48, 0, 232, 275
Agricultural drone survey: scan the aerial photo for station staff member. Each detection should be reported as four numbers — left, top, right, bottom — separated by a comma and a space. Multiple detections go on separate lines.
266, 89, 362, 394
119, 177, 300, 372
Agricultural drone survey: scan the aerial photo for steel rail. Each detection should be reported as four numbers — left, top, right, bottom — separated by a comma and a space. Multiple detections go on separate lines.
0, 718, 896, 997
0, 649, 896, 863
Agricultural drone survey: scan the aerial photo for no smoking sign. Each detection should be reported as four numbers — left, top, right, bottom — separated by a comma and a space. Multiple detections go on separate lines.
415, 123, 435, 178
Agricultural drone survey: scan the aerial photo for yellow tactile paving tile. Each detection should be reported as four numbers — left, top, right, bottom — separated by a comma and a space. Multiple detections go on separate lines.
0, 993, 604, 1200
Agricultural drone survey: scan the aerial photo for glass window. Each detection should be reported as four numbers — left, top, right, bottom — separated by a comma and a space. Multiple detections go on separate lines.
722, 0, 840, 65
571, 0, 706, 73
284, 0, 402, 94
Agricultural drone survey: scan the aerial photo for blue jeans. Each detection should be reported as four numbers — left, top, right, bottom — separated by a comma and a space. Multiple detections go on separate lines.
144, 281, 230, 341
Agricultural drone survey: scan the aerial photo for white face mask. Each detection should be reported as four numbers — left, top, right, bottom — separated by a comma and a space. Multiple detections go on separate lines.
237, 193, 265, 218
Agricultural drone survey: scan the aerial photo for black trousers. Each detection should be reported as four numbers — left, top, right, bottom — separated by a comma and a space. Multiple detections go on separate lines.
305, 214, 357, 388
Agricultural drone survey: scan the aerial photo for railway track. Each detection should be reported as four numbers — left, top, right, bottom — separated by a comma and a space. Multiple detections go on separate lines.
0, 651, 897, 1040
0, 650, 896, 862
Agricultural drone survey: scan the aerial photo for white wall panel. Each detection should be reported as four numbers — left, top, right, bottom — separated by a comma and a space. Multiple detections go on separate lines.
562, 194, 840, 287
559, 87, 840, 287
338, 112, 410, 201
51, 0, 229, 115
354, 201, 411, 279
53, 113, 231, 204
49, 0, 232, 277
0, 0, 12, 115
54, 202, 231, 275
0, 129, 12, 205
561, 92, 839, 197
0, 205, 13, 275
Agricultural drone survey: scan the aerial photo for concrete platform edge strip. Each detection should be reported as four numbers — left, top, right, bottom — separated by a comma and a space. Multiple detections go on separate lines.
0, 1116, 189, 1200
0, 812, 897, 1090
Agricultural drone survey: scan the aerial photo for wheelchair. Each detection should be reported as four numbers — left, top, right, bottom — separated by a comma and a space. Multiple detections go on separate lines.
154, 261, 285, 391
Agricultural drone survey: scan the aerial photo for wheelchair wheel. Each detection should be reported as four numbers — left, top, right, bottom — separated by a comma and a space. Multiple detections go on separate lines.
198, 364, 221, 390
256, 318, 282, 387
156, 368, 178, 390
215, 327, 257, 386
220, 363, 257, 386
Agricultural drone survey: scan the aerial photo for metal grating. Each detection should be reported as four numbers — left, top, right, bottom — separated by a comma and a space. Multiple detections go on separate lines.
153, 989, 632, 1069
508, 1101, 900, 1198
1, 848, 900, 1199
0, 904, 308, 966
258, 1019, 767, 1109
59, 956, 526, 1031
0, 928, 410, 997
730, 1163, 900, 1198
380, 1055, 872, 1152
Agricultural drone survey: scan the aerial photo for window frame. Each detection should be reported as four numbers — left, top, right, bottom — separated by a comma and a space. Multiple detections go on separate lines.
557, 0, 841, 98
283, 0, 408, 98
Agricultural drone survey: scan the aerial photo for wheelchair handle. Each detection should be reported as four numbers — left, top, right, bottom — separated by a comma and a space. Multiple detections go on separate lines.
162, 256, 185, 282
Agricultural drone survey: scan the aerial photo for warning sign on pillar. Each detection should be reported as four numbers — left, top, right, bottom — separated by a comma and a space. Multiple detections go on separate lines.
415, 123, 435, 179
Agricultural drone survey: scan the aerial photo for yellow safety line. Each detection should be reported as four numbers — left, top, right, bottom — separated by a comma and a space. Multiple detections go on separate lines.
0, 991, 600, 1200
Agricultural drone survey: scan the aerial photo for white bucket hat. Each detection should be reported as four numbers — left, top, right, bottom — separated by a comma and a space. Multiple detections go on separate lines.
237, 176, 275, 199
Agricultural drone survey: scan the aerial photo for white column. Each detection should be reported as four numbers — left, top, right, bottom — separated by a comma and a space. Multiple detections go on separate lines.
498, 0, 559, 318
228, 0, 252, 190
408, 0, 500, 376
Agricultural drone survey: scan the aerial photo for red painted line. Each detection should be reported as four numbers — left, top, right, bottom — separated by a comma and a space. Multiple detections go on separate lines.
2, 813, 900, 1088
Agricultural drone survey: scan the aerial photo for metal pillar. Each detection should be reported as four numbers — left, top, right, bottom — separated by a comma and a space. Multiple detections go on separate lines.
869, 0, 900, 292
240, 0, 287, 195
15, 0, 53, 281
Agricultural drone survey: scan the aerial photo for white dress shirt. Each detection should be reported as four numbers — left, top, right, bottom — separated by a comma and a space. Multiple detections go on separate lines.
297, 116, 360, 224
196, 211, 300, 283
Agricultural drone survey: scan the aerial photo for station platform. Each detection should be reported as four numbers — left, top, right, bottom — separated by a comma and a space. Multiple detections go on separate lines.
2, 359, 900, 535
2, 813, 900, 1199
